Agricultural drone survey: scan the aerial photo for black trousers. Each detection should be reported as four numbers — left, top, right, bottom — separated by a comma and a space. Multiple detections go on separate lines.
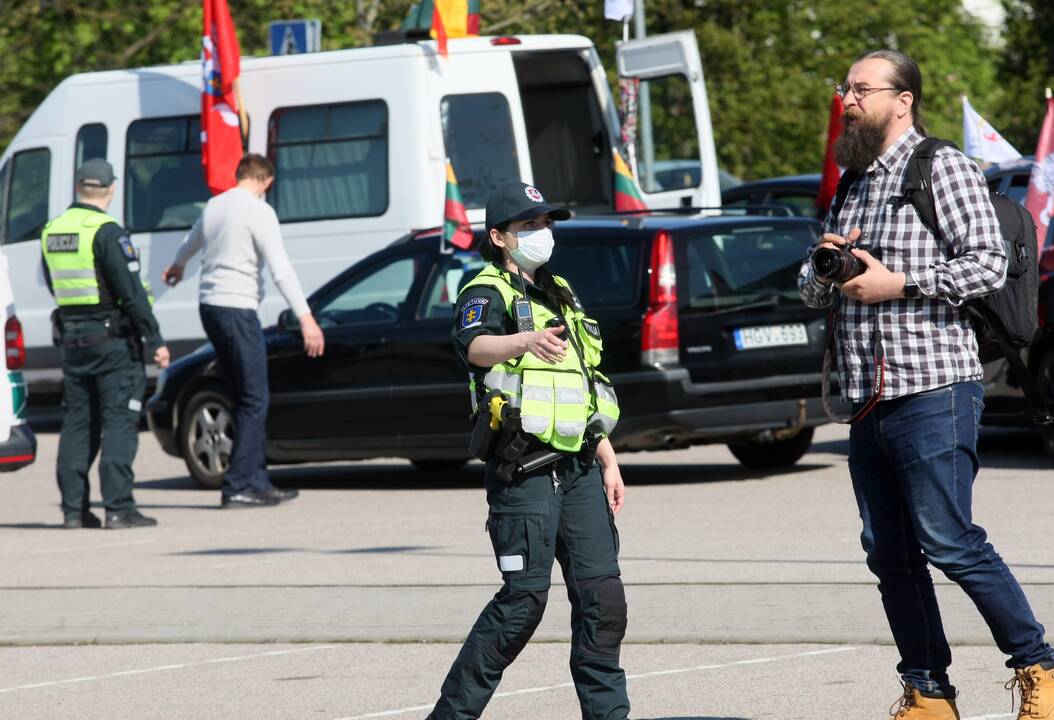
429, 456, 630, 720
56, 326, 145, 518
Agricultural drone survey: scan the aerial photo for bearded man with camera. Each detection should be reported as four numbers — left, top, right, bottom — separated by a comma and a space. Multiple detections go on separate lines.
798, 49, 1054, 719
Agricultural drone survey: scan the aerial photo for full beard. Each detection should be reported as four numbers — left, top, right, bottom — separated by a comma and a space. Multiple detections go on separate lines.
834, 109, 892, 173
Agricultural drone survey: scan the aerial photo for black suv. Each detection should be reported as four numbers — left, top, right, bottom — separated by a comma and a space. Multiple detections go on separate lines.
147, 213, 833, 488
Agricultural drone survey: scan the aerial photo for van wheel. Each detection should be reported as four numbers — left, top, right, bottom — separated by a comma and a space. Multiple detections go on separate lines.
1035, 350, 1054, 465
411, 459, 469, 473
728, 427, 815, 469
179, 387, 235, 490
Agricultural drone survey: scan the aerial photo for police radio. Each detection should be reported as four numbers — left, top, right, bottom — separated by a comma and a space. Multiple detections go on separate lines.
513, 267, 534, 333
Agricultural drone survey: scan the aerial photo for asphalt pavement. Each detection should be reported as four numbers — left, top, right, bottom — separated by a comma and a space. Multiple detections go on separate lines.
0, 424, 1051, 719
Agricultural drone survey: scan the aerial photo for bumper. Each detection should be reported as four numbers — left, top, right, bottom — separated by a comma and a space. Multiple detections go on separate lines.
0, 424, 37, 472
610, 366, 829, 451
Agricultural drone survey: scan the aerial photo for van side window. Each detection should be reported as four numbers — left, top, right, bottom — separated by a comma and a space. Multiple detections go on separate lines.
441, 93, 518, 209
0, 161, 8, 244
125, 116, 211, 233
75, 124, 108, 169
634, 75, 700, 194
267, 100, 389, 223
4, 148, 50, 244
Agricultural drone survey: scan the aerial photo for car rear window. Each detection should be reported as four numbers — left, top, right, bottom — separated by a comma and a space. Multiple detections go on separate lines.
684, 223, 818, 311
549, 239, 643, 308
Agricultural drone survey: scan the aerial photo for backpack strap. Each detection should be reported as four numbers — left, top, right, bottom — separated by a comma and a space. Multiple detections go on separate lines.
902, 137, 957, 240
830, 169, 861, 222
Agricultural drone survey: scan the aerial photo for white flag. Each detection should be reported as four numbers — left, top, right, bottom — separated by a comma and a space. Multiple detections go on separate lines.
605, 0, 634, 21
963, 96, 1022, 164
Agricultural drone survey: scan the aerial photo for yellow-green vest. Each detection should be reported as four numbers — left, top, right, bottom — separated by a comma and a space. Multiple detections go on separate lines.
41, 207, 116, 307
41, 208, 153, 308
461, 264, 619, 453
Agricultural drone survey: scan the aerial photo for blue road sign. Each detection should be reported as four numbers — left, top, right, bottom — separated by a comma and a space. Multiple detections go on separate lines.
269, 20, 321, 56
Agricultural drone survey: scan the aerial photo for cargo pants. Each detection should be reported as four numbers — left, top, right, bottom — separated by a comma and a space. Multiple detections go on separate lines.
56, 318, 145, 519
428, 455, 630, 720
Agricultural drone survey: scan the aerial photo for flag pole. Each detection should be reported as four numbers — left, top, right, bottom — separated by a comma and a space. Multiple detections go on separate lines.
233, 77, 249, 145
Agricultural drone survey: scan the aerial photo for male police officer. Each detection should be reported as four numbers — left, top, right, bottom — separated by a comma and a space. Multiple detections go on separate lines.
41, 159, 170, 529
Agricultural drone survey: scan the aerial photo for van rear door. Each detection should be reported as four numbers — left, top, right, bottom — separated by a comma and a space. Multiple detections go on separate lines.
616, 31, 720, 210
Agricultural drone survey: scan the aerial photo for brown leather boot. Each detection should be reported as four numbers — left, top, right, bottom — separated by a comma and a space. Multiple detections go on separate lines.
1008, 664, 1054, 719
889, 683, 960, 719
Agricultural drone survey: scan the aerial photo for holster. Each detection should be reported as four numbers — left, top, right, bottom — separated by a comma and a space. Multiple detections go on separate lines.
578, 434, 598, 471
50, 309, 63, 347
109, 309, 143, 361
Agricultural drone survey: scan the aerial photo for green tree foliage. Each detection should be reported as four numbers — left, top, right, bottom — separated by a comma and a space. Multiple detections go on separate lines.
993, 0, 1054, 154
0, 0, 1024, 179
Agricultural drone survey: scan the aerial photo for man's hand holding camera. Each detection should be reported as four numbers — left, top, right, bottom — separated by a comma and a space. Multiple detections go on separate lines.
815, 227, 907, 305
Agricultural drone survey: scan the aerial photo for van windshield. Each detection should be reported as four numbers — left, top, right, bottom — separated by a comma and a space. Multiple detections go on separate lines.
685, 224, 818, 312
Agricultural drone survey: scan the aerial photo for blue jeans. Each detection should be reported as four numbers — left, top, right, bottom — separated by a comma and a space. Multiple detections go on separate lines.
850, 381, 1053, 697
199, 304, 271, 496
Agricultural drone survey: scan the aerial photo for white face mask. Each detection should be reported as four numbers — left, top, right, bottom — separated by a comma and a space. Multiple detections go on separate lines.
508, 227, 554, 272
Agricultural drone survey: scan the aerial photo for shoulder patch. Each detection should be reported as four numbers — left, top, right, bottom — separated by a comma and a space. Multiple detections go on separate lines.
459, 299, 489, 330
118, 235, 138, 261
46, 234, 79, 253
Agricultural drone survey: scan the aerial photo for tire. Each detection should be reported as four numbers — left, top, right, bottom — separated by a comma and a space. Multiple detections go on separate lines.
727, 426, 815, 469
1035, 349, 1054, 465
411, 459, 469, 473
178, 386, 235, 490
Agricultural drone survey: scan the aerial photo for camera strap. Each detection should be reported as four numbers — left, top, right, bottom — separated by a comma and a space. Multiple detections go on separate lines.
821, 298, 886, 424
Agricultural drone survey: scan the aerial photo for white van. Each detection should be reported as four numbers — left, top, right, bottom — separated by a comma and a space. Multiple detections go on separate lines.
0, 31, 720, 390
0, 246, 35, 470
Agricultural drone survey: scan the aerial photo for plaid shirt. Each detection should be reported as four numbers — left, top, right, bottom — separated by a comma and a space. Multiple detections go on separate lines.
798, 127, 1007, 402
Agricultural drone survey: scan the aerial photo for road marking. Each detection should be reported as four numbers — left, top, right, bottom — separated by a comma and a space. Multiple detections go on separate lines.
0, 645, 337, 694
29, 539, 156, 555
961, 715, 1012, 720
335, 645, 858, 719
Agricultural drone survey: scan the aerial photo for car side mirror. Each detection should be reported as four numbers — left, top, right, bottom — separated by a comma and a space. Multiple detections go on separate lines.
278, 308, 301, 331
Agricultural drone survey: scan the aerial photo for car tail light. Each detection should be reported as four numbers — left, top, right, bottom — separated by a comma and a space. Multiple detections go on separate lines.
4, 316, 24, 371
490, 36, 522, 46
5, 316, 24, 370
641, 230, 679, 367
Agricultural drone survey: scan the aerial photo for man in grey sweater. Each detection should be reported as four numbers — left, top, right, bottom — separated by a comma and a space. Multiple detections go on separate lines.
163, 154, 324, 508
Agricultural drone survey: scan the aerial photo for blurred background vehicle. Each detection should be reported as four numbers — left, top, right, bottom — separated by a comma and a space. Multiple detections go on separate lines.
148, 211, 834, 488
0, 245, 34, 471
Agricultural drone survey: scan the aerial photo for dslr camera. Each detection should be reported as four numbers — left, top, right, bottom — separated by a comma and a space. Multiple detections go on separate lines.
811, 245, 866, 283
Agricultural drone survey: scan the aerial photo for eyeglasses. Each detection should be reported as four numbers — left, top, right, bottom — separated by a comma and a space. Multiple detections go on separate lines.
836, 83, 898, 100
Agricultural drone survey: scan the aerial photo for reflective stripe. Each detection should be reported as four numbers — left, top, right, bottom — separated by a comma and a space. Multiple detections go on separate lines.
587, 410, 618, 435
595, 382, 617, 404
522, 415, 551, 434
51, 269, 96, 280
522, 385, 554, 402
54, 286, 100, 299
555, 420, 586, 437
555, 386, 585, 404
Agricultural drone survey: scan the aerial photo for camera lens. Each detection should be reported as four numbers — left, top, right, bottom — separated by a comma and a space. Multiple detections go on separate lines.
812, 248, 840, 279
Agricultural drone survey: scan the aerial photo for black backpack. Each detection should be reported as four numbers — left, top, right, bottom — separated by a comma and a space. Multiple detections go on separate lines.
832, 137, 1051, 423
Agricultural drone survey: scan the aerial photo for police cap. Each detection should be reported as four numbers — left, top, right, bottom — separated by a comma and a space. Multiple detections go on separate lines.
75, 159, 116, 188
485, 181, 570, 231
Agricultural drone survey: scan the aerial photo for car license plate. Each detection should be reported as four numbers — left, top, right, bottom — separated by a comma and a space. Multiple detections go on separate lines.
733, 323, 808, 350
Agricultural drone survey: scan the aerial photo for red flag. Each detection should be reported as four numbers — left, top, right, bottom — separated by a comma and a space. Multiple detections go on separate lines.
201, 0, 243, 195
816, 92, 844, 213
1025, 93, 1054, 250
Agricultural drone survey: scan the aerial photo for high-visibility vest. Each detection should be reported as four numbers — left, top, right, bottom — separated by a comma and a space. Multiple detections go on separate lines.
460, 264, 619, 453
40, 207, 116, 307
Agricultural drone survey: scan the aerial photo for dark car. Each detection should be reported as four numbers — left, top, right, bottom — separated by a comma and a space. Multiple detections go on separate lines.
147, 213, 835, 488
721, 174, 823, 218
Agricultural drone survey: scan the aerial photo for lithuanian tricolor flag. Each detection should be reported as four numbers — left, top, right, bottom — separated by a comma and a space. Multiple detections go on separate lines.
613, 150, 647, 212
444, 161, 473, 249
404, 0, 481, 57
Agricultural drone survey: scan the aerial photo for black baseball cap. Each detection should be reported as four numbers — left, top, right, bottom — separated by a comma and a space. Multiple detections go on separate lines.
74, 159, 116, 188
485, 181, 570, 231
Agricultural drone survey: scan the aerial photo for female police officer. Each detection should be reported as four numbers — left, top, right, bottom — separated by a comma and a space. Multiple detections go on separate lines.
427, 182, 629, 720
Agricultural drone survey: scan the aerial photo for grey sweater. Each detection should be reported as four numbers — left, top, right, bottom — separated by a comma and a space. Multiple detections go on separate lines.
174, 187, 310, 317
